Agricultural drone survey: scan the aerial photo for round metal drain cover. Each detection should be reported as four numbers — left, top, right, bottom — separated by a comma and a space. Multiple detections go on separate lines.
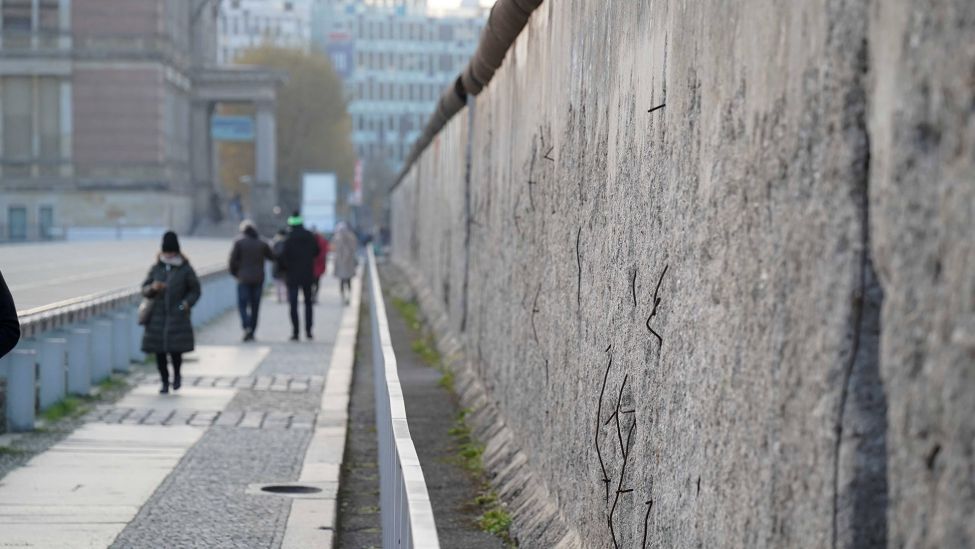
260, 485, 322, 495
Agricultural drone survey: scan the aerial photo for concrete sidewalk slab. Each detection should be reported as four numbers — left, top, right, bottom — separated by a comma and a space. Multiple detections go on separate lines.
0, 424, 202, 547
114, 384, 237, 412
182, 344, 270, 377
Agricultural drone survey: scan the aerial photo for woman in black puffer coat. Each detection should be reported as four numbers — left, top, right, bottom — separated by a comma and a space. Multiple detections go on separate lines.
141, 231, 201, 393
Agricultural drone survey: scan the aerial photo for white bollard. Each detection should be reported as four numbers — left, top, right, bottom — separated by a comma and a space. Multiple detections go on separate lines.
6, 349, 36, 432
68, 328, 92, 396
38, 338, 67, 410
112, 312, 131, 372
91, 319, 113, 383
129, 309, 145, 363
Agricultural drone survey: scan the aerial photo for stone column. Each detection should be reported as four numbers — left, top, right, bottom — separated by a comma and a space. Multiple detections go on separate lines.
190, 100, 214, 225
253, 100, 278, 233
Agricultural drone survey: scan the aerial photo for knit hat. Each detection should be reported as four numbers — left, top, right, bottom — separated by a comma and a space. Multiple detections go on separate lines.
161, 231, 180, 253
287, 210, 303, 227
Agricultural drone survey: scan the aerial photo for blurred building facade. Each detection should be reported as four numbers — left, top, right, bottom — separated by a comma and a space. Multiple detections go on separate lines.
0, 0, 215, 241
217, 0, 313, 65
0, 0, 282, 242
311, 0, 484, 172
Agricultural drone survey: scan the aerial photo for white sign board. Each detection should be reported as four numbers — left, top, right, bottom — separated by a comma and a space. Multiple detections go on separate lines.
301, 172, 337, 233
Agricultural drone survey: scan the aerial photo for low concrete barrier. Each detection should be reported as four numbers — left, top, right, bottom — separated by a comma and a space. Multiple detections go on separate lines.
367, 248, 440, 549
0, 266, 237, 433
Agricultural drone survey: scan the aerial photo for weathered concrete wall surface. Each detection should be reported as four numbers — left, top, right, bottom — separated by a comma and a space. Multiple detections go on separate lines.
391, 1, 974, 547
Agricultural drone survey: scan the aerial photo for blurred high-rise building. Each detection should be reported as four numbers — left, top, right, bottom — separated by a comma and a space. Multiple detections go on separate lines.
217, 0, 313, 65
311, 0, 485, 172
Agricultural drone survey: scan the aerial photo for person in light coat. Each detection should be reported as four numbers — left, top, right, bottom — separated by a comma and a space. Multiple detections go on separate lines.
331, 222, 358, 305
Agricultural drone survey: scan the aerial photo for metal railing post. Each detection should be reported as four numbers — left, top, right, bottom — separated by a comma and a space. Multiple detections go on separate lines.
38, 337, 67, 410
67, 328, 92, 396
6, 350, 36, 432
112, 312, 131, 372
91, 319, 113, 383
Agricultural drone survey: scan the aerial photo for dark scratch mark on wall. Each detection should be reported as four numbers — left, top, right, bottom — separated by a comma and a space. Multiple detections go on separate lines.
608, 417, 637, 549
543, 146, 555, 162
647, 103, 666, 113
631, 268, 638, 308
576, 227, 583, 307
642, 500, 654, 548
595, 345, 613, 505
646, 264, 669, 348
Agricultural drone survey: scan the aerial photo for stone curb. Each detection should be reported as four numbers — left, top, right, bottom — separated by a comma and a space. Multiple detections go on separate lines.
281, 270, 363, 549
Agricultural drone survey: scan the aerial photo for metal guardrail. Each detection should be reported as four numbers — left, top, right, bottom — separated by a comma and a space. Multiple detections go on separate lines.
366, 248, 440, 549
0, 266, 238, 433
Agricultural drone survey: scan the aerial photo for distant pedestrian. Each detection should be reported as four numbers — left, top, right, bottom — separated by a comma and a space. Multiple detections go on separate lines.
229, 192, 243, 221
229, 220, 274, 342
0, 268, 20, 359
280, 212, 320, 341
271, 229, 288, 303
312, 229, 329, 303
141, 231, 201, 394
332, 222, 358, 305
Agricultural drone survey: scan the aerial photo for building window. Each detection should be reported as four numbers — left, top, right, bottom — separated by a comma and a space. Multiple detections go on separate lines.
38, 206, 54, 240
2, 76, 65, 177
38, 77, 61, 176
3, 77, 33, 176
2, 0, 32, 48
7, 206, 27, 242
39, 0, 60, 46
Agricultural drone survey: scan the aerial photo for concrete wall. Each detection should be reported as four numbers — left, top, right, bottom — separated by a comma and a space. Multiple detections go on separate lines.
390, 1, 974, 547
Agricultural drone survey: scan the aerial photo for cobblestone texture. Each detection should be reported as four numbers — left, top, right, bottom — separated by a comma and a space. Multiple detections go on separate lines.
225, 388, 323, 415
110, 427, 311, 549
83, 406, 319, 430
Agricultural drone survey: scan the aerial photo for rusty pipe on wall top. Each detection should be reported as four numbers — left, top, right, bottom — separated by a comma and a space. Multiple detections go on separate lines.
394, 0, 544, 188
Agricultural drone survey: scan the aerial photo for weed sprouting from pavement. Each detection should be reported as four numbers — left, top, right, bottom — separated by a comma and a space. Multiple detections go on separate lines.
392, 297, 422, 331
40, 396, 89, 423
449, 409, 516, 546
0, 445, 26, 456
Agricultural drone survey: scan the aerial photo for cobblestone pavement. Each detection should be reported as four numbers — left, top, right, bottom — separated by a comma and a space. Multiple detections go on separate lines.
110, 427, 310, 549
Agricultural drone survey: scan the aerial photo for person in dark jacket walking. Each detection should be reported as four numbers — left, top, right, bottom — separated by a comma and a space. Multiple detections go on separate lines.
141, 231, 201, 393
229, 220, 274, 341
0, 268, 20, 359
280, 212, 319, 341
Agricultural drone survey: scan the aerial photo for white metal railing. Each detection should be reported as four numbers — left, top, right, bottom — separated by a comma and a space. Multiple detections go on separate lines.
367, 248, 440, 549
0, 266, 237, 433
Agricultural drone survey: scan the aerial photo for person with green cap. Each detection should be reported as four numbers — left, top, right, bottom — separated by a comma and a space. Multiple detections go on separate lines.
280, 211, 320, 341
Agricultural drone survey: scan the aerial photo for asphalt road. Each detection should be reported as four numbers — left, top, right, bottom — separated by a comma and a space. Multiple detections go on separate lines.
0, 238, 233, 313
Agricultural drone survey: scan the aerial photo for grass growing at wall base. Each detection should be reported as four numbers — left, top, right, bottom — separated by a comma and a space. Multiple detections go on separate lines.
391, 294, 516, 546
450, 409, 515, 546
